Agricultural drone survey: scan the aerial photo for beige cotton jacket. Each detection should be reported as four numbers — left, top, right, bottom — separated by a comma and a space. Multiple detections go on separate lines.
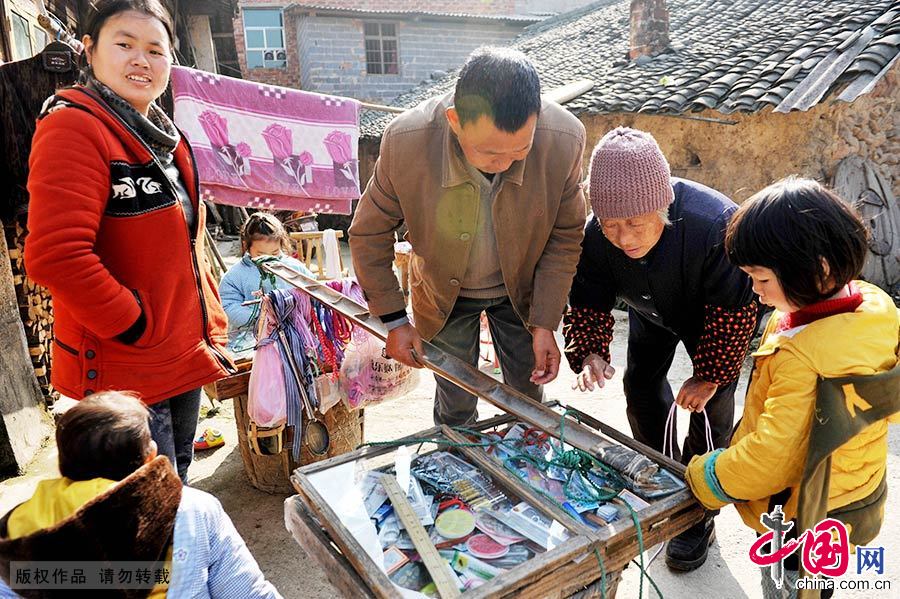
349, 92, 587, 341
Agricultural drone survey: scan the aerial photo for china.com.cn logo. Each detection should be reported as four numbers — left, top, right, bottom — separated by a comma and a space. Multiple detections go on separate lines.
748, 505, 886, 589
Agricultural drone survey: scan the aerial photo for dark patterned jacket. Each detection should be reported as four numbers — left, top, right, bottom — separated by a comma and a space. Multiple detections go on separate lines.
564, 178, 757, 385
0, 54, 77, 221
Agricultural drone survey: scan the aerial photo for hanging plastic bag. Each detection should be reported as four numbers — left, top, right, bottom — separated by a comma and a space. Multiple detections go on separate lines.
247, 340, 288, 426
247, 299, 288, 427
340, 333, 419, 410
314, 372, 345, 414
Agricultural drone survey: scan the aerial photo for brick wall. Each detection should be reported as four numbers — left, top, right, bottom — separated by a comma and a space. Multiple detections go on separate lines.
629, 0, 670, 59
234, 1, 301, 88
297, 15, 523, 102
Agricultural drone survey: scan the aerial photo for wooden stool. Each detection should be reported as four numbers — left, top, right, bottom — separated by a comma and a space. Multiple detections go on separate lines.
289, 231, 346, 280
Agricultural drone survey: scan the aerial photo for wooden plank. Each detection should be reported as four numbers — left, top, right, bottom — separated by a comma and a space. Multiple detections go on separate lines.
598, 490, 701, 543
598, 505, 701, 573
466, 536, 597, 599
0, 236, 48, 472
292, 475, 403, 599
289, 231, 345, 240
381, 474, 460, 598
502, 556, 620, 599
566, 570, 622, 599
441, 425, 595, 538
211, 370, 251, 400
296, 424, 446, 475
209, 358, 253, 400
283, 496, 376, 599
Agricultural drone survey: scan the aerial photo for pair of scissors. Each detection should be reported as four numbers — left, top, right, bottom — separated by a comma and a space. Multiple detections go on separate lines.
523, 427, 550, 449
437, 497, 468, 512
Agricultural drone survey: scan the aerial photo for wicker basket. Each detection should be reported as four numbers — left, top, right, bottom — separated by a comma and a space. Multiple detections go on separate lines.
235, 392, 363, 494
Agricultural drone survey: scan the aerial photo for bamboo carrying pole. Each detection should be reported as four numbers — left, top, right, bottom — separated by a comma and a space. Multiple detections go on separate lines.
262, 262, 660, 484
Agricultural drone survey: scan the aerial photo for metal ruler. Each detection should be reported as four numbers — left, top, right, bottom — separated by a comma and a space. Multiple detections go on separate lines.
380, 474, 460, 598
261, 261, 659, 482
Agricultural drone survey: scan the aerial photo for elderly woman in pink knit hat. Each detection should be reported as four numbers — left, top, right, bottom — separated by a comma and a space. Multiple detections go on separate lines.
563, 127, 758, 572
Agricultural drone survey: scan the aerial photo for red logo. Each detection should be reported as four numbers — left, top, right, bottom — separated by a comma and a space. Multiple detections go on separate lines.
750, 516, 850, 577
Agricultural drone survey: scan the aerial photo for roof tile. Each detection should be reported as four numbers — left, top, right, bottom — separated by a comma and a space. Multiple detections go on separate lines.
361, 0, 900, 139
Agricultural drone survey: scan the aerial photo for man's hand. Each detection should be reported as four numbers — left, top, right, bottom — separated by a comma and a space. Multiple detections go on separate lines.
572, 353, 616, 392
385, 323, 425, 368
530, 327, 560, 385
675, 376, 718, 412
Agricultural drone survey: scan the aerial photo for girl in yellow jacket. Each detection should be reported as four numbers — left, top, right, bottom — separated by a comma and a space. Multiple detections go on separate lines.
685, 177, 899, 598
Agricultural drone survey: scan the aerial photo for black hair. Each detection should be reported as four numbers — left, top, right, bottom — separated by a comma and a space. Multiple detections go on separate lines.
83, 0, 175, 46
725, 177, 869, 308
56, 391, 154, 481
453, 46, 541, 132
240, 211, 290, 255
79, 0, 175, 82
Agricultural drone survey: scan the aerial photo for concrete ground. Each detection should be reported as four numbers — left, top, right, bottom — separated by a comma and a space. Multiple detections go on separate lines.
2, 241, 897, 598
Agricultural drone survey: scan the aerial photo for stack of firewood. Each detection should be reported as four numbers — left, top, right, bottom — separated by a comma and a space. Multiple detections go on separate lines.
4, 217, 55, 403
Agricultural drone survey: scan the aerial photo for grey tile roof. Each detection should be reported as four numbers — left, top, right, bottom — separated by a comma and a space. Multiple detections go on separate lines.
361, 0, 900, 139
285, 3, 542, 23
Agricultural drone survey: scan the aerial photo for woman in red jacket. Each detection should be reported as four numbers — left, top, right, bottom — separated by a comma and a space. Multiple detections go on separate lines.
25, 0, 234, 482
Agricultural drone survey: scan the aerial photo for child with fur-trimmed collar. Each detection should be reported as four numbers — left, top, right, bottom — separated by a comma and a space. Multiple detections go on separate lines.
0, 391, 281, 598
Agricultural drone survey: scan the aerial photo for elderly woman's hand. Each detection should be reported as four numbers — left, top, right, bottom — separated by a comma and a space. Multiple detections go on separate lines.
572, 353, 616, 392
675, 376, 718, 412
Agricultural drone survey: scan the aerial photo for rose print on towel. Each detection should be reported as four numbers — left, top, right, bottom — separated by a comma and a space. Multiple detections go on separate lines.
198, 110, 251, 180
261, 124, 313, 193
323, 130, 357, 188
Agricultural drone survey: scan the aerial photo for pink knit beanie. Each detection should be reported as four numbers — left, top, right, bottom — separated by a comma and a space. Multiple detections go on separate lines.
589, 127, 674, 219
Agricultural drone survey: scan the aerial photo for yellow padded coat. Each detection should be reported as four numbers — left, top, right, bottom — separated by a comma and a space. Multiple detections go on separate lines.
686, 281, 899, 533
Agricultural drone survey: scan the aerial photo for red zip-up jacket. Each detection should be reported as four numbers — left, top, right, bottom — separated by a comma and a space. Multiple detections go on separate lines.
25, 87, 234, 404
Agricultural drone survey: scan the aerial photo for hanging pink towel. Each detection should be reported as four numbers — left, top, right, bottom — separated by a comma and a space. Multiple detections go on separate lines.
170, 66, 359, 214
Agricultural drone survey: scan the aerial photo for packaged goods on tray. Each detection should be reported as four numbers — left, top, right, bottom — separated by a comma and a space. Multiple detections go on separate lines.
359, 451, 564, 595
303, 415, 687, 597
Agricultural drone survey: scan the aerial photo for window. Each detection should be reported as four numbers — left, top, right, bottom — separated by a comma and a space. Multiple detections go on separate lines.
364, 22, 398, 75
11, 11, 33, 60
243, 9, 286, 69
33, 24, 48, 51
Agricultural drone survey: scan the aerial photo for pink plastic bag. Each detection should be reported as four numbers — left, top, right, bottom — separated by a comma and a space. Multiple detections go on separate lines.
248, 327, 288, 427
340, 334, 419, 410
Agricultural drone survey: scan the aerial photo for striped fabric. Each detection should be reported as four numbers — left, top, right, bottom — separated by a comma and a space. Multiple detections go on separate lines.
167, 487, 281, 598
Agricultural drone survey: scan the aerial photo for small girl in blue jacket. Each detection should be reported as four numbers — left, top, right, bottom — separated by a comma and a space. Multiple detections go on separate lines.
219, 212, 313, 352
